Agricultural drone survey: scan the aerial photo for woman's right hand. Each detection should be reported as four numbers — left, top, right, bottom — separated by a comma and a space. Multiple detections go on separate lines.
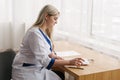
69, 58, 84, 66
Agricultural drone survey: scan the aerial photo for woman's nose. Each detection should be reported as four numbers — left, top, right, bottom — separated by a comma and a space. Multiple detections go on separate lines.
55, 20, 57, 24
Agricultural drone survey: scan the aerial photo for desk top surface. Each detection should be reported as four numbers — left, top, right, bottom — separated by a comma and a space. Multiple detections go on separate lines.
54, 41, 120, 76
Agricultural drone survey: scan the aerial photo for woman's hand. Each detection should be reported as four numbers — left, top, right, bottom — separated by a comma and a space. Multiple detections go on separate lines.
55, 56, 64, 60
69, 58, 84, 66
49, 52, 64, 60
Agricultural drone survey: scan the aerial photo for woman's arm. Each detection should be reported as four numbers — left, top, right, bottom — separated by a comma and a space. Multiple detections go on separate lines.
52, 58, 83, 67
50, 44, 84, 67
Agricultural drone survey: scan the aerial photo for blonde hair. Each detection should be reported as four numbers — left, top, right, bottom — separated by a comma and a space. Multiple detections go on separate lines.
33, 4, 59, 39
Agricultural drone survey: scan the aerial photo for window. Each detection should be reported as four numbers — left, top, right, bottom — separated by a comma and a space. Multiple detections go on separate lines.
55, 0, 120, 59
88, 0, 120, 58
92, 0, 120, 43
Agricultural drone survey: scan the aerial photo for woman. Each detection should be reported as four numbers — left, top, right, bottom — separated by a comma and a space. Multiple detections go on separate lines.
12, 4, 84, 80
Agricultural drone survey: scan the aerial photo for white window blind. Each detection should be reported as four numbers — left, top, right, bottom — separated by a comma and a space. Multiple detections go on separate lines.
92, 0, 120, 42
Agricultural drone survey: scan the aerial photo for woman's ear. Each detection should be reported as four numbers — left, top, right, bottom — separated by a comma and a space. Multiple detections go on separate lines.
45, 13, 49, 20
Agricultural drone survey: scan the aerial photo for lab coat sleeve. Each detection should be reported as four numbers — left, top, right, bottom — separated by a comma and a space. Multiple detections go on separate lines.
28, 31, 54, 69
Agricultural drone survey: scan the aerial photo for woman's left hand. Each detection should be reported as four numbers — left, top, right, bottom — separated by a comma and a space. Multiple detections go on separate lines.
49, 52, 64, 60
55, 56, 64, 60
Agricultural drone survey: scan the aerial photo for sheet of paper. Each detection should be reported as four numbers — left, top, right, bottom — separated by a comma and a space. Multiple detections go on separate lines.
56, 51, 81, 57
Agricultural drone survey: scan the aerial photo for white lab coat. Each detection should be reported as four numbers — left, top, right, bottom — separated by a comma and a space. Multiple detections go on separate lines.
12, 27, 61, 80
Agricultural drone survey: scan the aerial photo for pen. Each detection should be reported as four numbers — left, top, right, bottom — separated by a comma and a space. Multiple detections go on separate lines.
67, 66, 84, 70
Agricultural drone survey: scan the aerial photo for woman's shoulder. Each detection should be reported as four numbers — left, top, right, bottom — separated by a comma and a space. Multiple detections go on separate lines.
27, 26, 40, 33
26, 26, 43, 37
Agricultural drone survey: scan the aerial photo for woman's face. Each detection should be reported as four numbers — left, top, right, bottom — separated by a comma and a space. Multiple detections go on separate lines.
46, 14, 59, 28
